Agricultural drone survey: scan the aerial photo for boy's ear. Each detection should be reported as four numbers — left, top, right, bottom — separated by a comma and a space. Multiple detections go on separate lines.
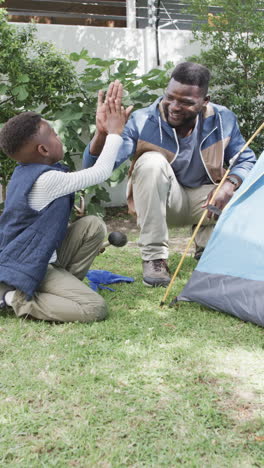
37, 144, 49, 157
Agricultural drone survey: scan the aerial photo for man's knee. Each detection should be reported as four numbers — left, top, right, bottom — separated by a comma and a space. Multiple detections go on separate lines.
134, 151, 169, 176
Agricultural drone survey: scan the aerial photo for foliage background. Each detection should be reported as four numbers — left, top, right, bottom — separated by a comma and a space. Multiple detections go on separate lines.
186, 0, 264, 155
0, 2, 171, 212
0, 0, 263, 213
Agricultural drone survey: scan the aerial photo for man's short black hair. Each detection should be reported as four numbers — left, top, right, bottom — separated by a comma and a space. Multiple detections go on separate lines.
170, 62, 211, 96
0, 111, 42, 156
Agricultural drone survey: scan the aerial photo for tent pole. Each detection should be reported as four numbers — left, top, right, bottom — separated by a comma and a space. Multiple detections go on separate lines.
160, 121, 264, 307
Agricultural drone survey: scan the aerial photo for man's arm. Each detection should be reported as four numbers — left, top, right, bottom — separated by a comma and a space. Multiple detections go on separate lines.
89, 130, 108, 157
224, 117, 256, 182
204, 115, 256, 218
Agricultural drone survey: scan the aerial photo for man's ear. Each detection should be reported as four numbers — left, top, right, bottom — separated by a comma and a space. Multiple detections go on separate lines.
37, 144, 49, 157
203, 94, 210, 106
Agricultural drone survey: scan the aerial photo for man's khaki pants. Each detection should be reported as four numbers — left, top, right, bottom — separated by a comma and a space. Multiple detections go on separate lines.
10, 216, 108, 322
131, 152, 216, 261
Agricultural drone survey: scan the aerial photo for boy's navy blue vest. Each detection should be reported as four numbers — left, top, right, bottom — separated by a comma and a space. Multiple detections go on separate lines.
0, 163, 74, 299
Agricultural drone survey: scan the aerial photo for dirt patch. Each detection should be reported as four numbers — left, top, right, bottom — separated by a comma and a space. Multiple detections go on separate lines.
210, 349, 264, 423
104, 207, 139, 235
104, 206, 195, 254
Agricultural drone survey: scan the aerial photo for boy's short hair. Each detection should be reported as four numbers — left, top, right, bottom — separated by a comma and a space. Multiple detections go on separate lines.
170, 62, 211, 96
0, 111, 42, 156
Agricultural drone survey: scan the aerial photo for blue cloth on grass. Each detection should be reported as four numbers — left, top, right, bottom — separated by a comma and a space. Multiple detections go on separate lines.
86, 270, 134, 292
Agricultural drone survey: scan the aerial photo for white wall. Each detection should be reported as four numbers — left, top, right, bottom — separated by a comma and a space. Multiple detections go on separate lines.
32, 23, 198, 73
34, 24, 146, 73
158, 29, 201, 67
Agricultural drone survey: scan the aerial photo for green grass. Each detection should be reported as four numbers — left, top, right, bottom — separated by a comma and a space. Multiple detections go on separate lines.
0, 240, 264, 467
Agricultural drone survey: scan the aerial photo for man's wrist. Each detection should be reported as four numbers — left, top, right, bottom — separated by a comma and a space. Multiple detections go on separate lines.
226, 174, 242, 190
95, 129, 107, 137
90, 131, 107, 156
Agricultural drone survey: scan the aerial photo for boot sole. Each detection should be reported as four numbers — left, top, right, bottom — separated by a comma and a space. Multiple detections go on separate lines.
143, 280, 170, 288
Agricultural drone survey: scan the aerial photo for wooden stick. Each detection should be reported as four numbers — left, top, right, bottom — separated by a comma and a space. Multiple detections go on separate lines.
160, 121, 264, 307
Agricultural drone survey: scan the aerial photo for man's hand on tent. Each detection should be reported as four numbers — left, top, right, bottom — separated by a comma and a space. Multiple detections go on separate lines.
202, 180, 237, 220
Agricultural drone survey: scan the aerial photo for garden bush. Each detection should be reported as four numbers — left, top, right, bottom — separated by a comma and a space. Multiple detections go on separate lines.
186, 0, 264, 156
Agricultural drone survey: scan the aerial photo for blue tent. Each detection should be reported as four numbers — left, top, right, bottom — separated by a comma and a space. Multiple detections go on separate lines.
176, 151, 264, 327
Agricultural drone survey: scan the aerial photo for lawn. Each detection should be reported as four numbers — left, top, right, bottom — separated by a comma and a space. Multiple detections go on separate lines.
0, 215, 263, 467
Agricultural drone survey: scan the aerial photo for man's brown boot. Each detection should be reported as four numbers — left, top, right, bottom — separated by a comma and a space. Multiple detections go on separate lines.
142, 259, 170, 287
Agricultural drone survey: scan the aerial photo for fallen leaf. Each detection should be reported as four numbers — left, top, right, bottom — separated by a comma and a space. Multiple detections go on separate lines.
162, 323, 176, 329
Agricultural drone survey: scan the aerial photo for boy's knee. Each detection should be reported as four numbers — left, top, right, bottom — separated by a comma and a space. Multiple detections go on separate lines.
90, 215, 107, 241
95, 297, 108, 321
83, 295, 108, 322
78, 215, 107, 241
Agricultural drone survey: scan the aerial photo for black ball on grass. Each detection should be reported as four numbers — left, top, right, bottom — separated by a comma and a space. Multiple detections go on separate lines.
108, 231, 128, 247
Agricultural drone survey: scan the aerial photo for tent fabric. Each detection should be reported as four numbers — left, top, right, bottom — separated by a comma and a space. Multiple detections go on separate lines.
176, 151, 264, 327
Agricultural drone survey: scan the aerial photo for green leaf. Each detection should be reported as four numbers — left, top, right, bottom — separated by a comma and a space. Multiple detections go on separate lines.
86, 57, 115, 67
87, 200, 105, 217
0, 83, 8, 94
54, 108, 84, 123
82, 81, 104, 92
108, 164, 129, 187
117, 60, 138, 75
69, 52, 80, 61
17, 73, 30, 83
79, 49, 89, 60
94, 186, 111, 202
12, 85, 29, 101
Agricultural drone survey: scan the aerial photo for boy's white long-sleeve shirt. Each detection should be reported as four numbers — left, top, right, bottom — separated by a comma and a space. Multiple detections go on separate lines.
27, 134, 123, 263
28, 134, 122, 210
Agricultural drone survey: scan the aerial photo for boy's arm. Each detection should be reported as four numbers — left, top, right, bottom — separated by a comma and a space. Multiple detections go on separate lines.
89, 81, 122, 156
28, 90, 128, 211
85, 80, 133, 163
28, 135, 123, 211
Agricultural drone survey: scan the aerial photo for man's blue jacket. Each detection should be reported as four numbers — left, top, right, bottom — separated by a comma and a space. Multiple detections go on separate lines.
83, 97, 256, 185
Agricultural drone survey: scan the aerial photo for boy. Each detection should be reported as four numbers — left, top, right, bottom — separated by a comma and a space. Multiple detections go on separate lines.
0, 81, 129, 322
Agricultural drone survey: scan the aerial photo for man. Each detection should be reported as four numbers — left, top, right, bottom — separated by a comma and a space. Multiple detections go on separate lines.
83, 62, 256, 287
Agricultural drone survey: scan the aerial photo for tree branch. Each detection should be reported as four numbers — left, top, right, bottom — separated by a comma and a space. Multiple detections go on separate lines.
0, 96, 13, 106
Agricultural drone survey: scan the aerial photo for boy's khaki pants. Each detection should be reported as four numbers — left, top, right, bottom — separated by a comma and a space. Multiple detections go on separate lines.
9, 216, 108, 322
131, 152, 216, 261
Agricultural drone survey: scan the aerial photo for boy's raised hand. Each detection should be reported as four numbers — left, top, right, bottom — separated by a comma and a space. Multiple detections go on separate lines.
96, 80, 133, 134
104, 91, 127, 135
